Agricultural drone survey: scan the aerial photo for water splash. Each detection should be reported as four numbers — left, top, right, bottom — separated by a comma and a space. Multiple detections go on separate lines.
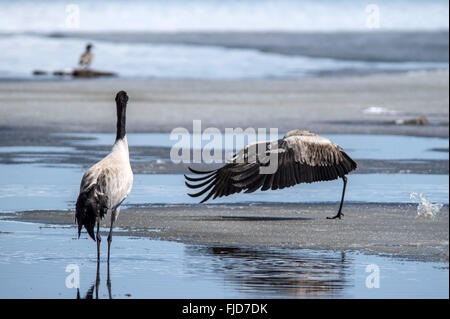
410, 192, 443, 220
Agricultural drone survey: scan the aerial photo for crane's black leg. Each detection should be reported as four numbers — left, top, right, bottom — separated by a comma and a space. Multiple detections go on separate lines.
107, 219, 114, 263
96, 216, 101, 261
327, 176, 347, 220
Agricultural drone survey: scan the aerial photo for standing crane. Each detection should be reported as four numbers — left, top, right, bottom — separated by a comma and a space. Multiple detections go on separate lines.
75, 91, 133, 262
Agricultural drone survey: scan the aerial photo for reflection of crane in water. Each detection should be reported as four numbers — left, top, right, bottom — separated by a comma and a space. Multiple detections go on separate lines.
185, 246, 349, 297
76, 263, 112, 299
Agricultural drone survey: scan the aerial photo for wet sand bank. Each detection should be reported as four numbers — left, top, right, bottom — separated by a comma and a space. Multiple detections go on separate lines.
5, 203, 448, 263
0, 71, 448, 137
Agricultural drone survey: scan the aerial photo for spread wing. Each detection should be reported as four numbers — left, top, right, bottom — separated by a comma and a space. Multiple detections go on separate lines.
185, 135, 357, 203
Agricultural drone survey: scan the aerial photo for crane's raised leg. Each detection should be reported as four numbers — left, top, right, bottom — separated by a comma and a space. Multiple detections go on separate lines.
96, 216, 101, 260
327, 176, 347, 220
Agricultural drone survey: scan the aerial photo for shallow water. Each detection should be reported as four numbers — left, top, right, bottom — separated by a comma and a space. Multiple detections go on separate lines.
0, 220, 447, 299
1, 34, 447, 80
1, 0, 449, 79
0, 133, 448, 212
61, 133, 450, 160
0, 132, 448, 298
136, 173, 450, 205
0, 166, 448, 212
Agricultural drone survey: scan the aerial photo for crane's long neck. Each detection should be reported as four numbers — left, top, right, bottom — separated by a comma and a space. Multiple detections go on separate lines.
116, 98, 127, 141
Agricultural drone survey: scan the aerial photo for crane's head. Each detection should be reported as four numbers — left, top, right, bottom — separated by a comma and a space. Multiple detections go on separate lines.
115, 91, 128, 106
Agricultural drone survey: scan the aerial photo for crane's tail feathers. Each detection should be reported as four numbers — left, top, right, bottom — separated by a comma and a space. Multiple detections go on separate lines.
75, 190, 108, 241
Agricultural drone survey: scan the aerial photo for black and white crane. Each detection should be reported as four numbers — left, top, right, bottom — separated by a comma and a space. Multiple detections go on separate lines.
75, 91, 133, 262
185, 129, 357, 219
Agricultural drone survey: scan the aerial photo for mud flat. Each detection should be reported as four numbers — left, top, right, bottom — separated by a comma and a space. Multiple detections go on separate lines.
0, 71, 448, 137
5, 203, 448, 263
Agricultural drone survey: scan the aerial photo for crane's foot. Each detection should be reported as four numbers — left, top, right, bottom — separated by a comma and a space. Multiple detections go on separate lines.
327, 212, 344, 220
